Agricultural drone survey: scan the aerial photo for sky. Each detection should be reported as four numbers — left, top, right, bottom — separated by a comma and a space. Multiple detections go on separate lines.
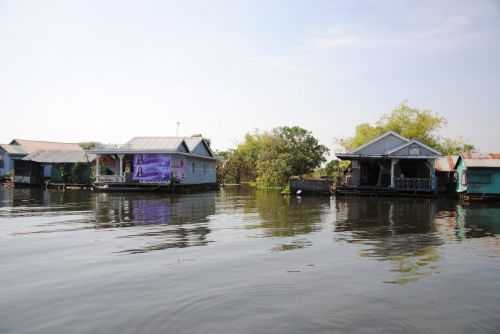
1, 0, 499, 156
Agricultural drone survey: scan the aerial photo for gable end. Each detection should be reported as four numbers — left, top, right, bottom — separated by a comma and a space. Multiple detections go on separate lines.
352, 132, 410, 155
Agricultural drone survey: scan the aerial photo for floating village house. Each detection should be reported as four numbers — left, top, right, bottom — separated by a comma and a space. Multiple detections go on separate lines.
336, 131, 442, 194
455, 153, 500, 200
435, 155, 459, 194
88, 136, 216, 190
0, 139, 94, 185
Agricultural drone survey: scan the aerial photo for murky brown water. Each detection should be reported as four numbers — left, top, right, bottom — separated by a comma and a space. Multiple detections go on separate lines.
1, 186, 500, 333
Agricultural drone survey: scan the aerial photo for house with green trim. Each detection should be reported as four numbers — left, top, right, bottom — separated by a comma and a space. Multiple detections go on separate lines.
455, 153, 500, 200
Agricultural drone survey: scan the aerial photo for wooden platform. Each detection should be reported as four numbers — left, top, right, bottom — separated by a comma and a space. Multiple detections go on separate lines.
335, 186, 438, 198
46, 183, 93, 190
460, 192, 500, 202
93, 182, 218, 193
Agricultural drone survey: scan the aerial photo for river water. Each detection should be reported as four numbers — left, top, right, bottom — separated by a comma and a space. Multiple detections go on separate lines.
1, 186, 499, 333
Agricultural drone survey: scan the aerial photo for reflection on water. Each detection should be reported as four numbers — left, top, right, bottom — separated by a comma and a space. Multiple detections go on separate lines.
243, 191, 331, 251
1, 186, 500, 333
246, 192, 330, 236
0, 187, 216, 254
334, 197, 448, 284
96, 193, 216, 254
456, 203, 500, 238
1, 186, 500, 258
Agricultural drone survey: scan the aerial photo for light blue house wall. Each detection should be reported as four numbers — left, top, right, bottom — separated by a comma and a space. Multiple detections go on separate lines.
180, 156, 216, 185
466, 170, 500, 194
456, 157, 500, 195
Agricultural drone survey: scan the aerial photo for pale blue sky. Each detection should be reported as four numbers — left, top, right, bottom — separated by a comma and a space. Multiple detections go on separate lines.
1, 0, 499, 154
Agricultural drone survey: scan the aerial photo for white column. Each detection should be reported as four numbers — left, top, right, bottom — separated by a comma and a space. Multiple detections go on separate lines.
390, 159, 397, 188
426, 159, 435, 192
118, 154, 124, 180
95, 155, 100, 179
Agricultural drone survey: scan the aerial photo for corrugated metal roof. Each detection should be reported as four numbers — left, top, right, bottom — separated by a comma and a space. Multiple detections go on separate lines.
462, 152, 500, 159
435, 155, 458, 172
90, 136, 215, 159
461, 153, 500, 168
23, 150, 95, 163
465, 160, 500, 168
0, 144, 28, 155
10, 139, 83, 154
124, 137, 186, 151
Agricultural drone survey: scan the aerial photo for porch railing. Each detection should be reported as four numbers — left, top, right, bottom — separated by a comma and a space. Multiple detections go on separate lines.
96, 175, 125, 183
394, 178, 432, 192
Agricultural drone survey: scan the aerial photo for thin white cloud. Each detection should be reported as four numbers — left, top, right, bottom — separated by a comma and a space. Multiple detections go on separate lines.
313, 14, 487, 50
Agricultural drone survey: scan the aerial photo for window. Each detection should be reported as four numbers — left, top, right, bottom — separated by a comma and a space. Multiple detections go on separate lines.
0, 155, 3, 169
409, 146, 420, 156
461, 172, 467, 186
469, 173, 491, 184
192, 161, 195, 174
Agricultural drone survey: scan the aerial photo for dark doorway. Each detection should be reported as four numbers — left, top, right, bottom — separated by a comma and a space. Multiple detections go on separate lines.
360, 160, 380, 186
398, 160, 429, 179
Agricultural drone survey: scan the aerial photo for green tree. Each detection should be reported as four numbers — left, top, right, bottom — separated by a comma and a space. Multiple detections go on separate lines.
339, 102, 474, 154
275, 126, 329, 176
221, 126, 329, 188
439, 138, 475, 155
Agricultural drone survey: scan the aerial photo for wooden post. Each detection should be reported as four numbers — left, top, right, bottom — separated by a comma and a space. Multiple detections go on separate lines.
95, 155, 100, 181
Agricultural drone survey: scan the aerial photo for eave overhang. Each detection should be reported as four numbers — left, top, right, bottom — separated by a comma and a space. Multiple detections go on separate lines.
335, 153, 439, 160
87, 149, 217, 161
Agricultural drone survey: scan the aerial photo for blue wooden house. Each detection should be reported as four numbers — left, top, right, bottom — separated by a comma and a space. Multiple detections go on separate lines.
336, 131, 442, 195
88, 135, 217, 191
455, 153, 500, 200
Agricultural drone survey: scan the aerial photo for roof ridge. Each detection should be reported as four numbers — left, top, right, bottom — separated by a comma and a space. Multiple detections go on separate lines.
129, 136, 204, 139
12, 138, 81, 145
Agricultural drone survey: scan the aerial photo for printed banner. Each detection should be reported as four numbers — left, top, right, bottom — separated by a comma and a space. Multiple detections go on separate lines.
133, 154, 171, 183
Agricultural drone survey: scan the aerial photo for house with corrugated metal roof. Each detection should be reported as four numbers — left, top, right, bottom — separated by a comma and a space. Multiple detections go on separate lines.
336, 131, 442, 194
435, 155, 459, 194
455, 153, 500, 200
0, 139, 93, 185
19, 150, 96, 185
88, 135, 216, 191
0, 143, 28, 179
